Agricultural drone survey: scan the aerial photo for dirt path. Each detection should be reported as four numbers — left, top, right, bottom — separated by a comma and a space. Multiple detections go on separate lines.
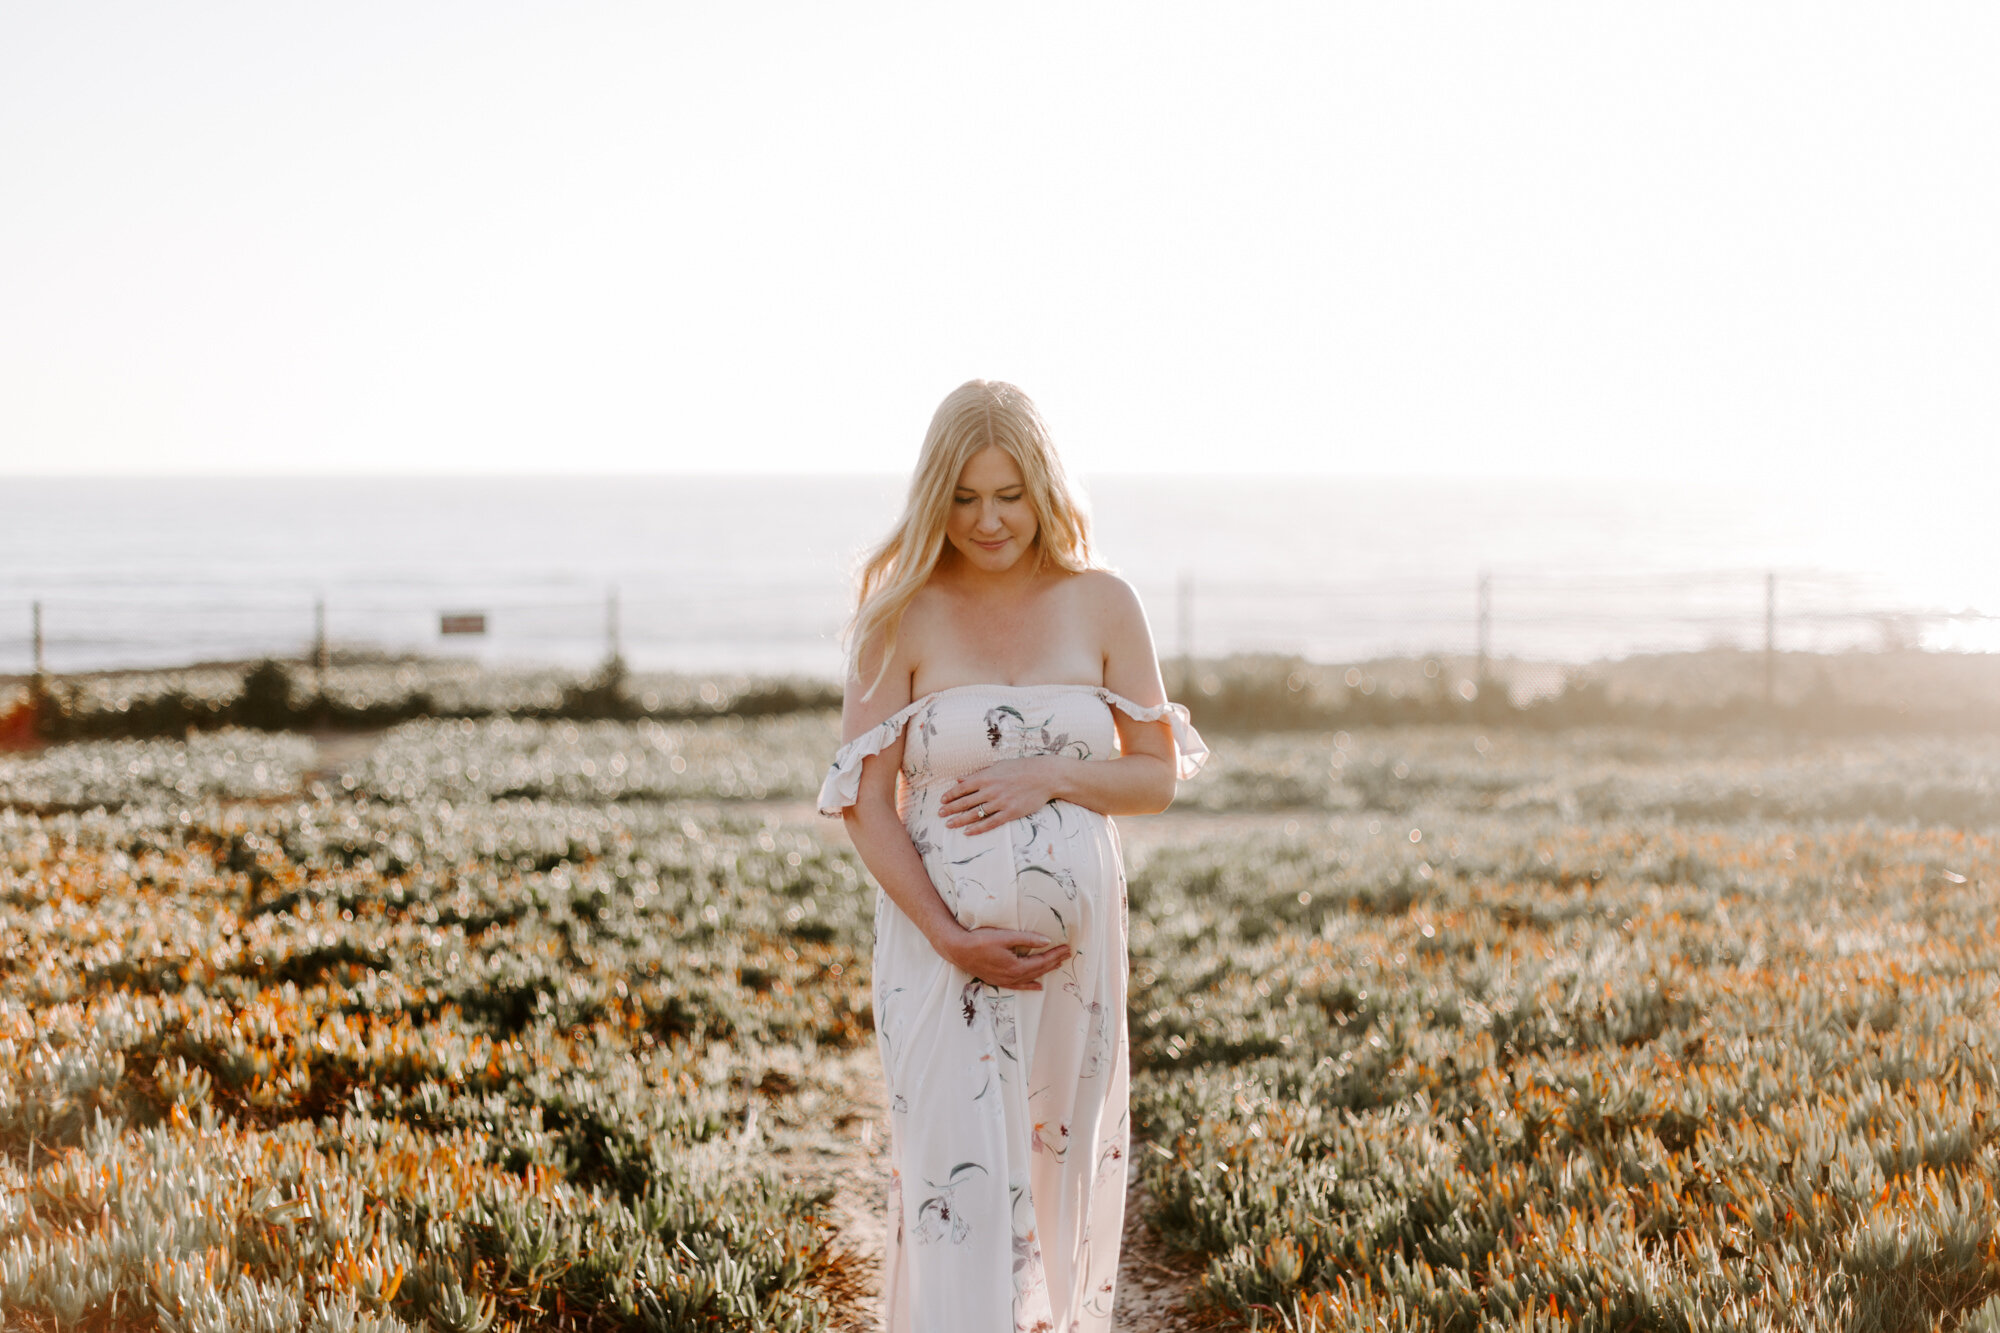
1111, 1166, 1222, 1332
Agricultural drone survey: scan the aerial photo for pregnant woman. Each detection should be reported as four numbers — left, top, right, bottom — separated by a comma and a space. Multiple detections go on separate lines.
818, 380, 1206, 1332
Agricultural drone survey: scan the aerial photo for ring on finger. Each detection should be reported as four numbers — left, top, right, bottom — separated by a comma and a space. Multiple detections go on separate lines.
975, 805, 987, 819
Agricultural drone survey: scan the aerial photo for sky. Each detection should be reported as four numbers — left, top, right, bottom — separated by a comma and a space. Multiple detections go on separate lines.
2, 3, 1996, 485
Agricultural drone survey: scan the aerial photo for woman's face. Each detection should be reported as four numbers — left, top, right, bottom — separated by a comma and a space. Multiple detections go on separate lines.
945, 446, 1038, 573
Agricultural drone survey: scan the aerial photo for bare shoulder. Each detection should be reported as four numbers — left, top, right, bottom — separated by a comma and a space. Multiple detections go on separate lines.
1075, 571, 1165, 703
871, 581, 949, 682
843, 602, 927, 740
1069, 569, 1148, 624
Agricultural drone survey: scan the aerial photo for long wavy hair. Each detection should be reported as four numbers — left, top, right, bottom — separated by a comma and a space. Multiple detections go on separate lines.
845, 380, 1098, 698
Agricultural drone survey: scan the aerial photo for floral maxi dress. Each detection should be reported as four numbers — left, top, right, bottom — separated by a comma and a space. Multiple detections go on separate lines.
818, 684, 1207, 1333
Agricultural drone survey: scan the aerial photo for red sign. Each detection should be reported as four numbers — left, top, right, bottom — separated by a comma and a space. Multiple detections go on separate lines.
439, 613, 487, 636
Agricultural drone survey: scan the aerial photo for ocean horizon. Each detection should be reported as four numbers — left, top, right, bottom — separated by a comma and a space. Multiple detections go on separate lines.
2, 474, 1992, 677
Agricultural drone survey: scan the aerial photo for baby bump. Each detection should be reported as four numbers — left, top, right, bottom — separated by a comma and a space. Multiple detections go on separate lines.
909, 796, 1116, 943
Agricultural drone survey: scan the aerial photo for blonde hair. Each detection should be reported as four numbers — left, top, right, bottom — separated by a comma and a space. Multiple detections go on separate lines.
845, 380, 1098, 697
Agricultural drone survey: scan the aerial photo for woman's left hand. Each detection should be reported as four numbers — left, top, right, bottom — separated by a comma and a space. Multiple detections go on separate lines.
940, 758, 1068, 834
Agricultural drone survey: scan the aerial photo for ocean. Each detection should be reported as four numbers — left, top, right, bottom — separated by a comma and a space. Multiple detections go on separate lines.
2, 475, 1992, 677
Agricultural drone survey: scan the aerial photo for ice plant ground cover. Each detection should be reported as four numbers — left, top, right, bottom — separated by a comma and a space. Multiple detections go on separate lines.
1, 714, 1998, 1330
0, 725, 873, 1332
1127, 817, 2000, 1331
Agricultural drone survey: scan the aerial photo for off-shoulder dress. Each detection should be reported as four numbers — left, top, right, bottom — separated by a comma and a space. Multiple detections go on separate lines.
818, 683, 1207, 1333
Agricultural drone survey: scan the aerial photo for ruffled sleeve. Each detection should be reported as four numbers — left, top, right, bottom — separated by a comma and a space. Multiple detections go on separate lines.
1098, 690, 1210, 780
816, 699, 927, 816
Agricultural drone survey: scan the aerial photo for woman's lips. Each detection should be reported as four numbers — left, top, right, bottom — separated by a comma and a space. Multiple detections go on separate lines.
975, 537, 1010, 550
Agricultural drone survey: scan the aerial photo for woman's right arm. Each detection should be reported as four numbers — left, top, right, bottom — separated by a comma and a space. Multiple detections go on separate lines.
838, 642, 1070, 990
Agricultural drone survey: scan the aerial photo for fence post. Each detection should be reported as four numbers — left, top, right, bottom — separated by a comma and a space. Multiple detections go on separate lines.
31, 601, 44, 678
1176, 573, 1194, 694
1475, 571, 1491, 684
606, 585, 622, 665
313, 598, 330, 690
1764, 571, 1777, 707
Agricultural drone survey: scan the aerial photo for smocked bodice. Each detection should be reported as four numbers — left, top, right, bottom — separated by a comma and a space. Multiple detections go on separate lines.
817, 683, 1206, 815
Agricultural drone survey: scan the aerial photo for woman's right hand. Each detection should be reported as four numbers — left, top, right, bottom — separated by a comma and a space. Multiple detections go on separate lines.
939, 927, 1071, 990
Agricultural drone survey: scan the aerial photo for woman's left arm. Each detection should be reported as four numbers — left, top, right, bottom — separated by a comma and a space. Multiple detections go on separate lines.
940, 575, 1179, 831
